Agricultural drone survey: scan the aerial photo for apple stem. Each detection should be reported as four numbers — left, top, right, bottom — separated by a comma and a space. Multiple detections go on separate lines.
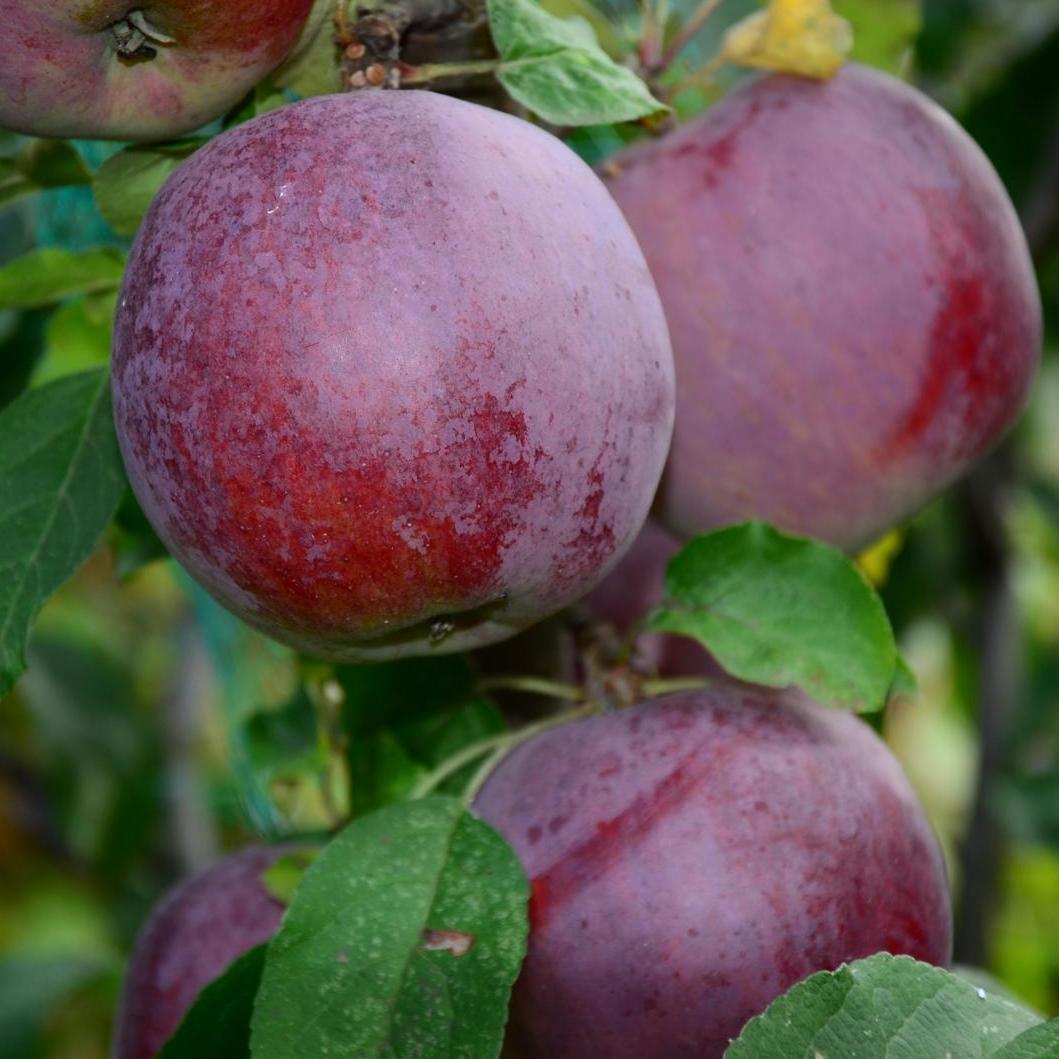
409, 732, 511, 800
478, 676, 584, 702
110, 10, 176, 58
305, 674, 353, 828
651, 0, 725, 75
663, 52, 727, 102
462, 741, 518, 805
127, 10, 176, 44
638, 0, 667, 71
400, 60, 501, 85
641, 676, 715, 697
410, 702, 600, 803
466, 703, 601, 804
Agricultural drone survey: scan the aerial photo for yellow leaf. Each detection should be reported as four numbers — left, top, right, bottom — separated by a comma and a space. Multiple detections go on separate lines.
721, 0, 853, 80
856, 529, 904, 587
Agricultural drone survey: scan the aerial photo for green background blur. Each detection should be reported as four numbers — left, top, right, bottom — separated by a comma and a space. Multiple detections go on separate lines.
3, 0, 1059, 1055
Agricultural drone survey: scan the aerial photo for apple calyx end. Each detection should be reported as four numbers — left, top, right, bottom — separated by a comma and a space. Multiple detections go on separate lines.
110, 9, 177, 60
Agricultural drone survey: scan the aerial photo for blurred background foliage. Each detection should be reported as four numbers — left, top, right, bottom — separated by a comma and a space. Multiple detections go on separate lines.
3, 0, 1059, 1054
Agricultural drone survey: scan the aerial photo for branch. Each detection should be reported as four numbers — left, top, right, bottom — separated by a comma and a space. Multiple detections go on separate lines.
952, 450, 1018, 966
652, 0, 725, 75
162, 621, 219, 874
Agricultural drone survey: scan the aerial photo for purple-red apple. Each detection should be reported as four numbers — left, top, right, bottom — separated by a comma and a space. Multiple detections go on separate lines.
582, 518, 715, 677
474, 684, 952, 1058
0, 1, 314, 141
113, 845, 296, 1059
112, 91, 675, 661
606, 63, 1040, 552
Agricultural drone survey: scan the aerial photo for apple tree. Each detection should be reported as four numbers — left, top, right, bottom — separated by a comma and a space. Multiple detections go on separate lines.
1, 0, 1058, 1057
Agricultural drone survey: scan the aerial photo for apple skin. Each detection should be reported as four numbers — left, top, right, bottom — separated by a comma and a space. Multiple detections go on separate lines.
112, 845, 298, 1059
606, 62, 1041, 552
0, 1, 314, 141
112, 91, 675, 662
583, 518, 716, 677
474, 684, 952, 1058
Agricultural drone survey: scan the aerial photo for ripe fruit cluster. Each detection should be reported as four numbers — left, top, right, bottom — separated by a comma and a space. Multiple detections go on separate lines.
112, 59, 1039, 1056
4, 14, 1039, 1054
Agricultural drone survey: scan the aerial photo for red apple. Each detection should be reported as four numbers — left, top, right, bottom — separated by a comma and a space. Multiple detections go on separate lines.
583, 518, 716, 677
606, 63, 1041, 552
113, 845, 298, 1059
0, 1, 314, 141
112, 91, 675, 661
474, 684, 952, 1057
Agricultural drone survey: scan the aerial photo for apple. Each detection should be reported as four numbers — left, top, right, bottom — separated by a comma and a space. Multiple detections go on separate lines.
0, 1, 314, 141
582, 518, 717, 677
112, 90, 675, 661
474, 683, 952, 1057
606, 63, 1041, 552
113, 845, 299, 1059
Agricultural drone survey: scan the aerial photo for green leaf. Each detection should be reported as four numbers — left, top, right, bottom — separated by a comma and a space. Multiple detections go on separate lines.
539, 0, 625, 57
93, 140, 204, 237
338, 656, 506, 814
251, 797, 528, 1059
648, 522, 896, 712
19, 637, 162, 878
223, 85, 294, 130
490, 0, 600, 57
32, 292, 116, 387
272, 0, 343, 97
0, 369, 127, 696
0, 140, 93, 207
993, 1021, 1059, 1059
183, 580, 297, 835
836, 0, 921, 74
499, 52, 667, 125
112, 488, 169, 576
488, 0, 665, 125
157, 945, 266, 1059
0, 247, 125, 311
0, 954, 110, 1059
952, 966, 1042, 1016
887, 654, 918, 702
725, 953, 1043, 1058
995, 772, 1059, 851
261, 848, 321, 904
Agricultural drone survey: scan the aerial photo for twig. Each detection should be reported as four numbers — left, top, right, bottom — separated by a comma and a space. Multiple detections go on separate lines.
653, 0, 725, 75
638, 0, 665, 72
162, 621, 219, 873
0, 749, 73, 864
953, 139, 1059, 964
642, 676, 713, 697
477, 675, 584, 702
411, 702, 600, 803
409, 731, 513, 798
400, 58, 500, 84
1021, 129, 1059, 256
663, 51, 727, 101
952, 453, 1018, 965
463, 703, 599, 804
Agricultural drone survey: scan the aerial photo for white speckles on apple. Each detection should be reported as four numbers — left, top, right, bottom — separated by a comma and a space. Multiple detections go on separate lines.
112, 91, 675, 660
